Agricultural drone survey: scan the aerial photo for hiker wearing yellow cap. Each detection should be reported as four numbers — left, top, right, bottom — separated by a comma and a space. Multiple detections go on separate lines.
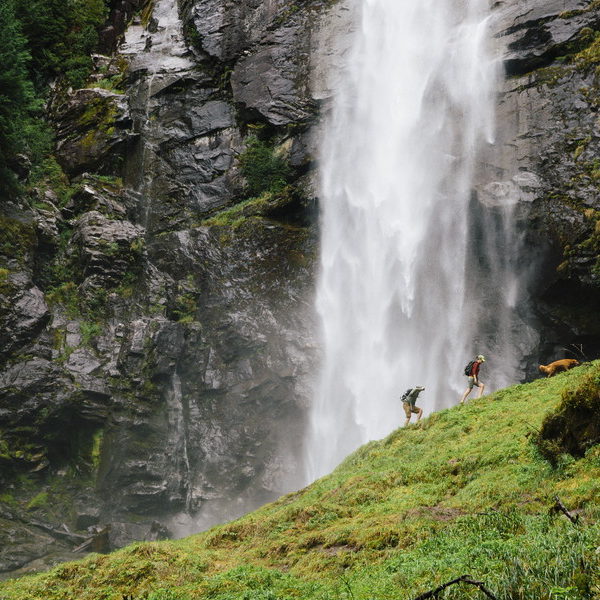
460, 355, 486, 404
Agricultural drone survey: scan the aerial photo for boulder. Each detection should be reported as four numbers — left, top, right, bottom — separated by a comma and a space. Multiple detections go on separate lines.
72, 211, 145, 286
50, 88, 135, 176
0, 272, 50, 360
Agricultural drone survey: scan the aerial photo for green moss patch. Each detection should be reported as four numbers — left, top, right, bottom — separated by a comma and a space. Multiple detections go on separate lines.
0, 214, 36, 264
574, 30, 600, 72
535, 367, 600, 464
201, 188, 295, 228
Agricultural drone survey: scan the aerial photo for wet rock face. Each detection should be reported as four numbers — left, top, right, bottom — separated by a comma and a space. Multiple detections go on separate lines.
72, 211, 145, 287
50, 87, 135, 177
479, 0, 600, 357
0, 273, 50, 358
500, 0, 595, 75
0, 0, 333, 574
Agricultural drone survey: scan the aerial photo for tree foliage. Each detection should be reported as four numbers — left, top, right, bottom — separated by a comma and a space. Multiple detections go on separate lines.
16, 0, 109, 89
0, 0, 110, 198
0, 0, 37, 196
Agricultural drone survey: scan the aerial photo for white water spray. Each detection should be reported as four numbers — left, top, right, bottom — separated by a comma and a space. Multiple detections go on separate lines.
306, 0, 503, 480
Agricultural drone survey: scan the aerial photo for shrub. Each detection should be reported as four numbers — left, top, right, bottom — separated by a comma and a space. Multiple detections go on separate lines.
238, 136, 291, 196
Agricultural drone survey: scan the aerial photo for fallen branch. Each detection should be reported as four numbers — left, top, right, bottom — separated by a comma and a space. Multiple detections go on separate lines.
73, 525, 111, 554
412, 574, 498, 600
72, 537, 94, 553
11, 511, 88, 545
552, 496, 580, 525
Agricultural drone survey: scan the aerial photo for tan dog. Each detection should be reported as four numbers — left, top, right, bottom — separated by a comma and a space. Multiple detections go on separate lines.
539, 359, 579, 378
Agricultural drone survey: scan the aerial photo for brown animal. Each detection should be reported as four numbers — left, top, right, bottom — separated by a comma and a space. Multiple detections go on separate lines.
539, 359, 580, 378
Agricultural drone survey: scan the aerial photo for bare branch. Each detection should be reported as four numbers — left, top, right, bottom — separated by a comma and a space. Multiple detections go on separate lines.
561, 344, 589, 361
552, 496, 580, 525
412, 574, 498, 600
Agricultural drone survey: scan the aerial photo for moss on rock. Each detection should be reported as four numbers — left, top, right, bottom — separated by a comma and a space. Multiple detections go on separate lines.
535, 366, 600, 465
201, 187, 297, 228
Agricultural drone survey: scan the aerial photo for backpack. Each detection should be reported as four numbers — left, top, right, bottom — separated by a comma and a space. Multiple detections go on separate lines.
400, 388, 412, 402
464, 360, 475, 376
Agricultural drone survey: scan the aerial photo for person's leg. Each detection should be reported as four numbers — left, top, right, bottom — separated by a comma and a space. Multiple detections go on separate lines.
460, 387, 471, 404
476, 381, 485, 398
403, 403, 411, 426
461, 377, 475, 404
416, 407, 423, 421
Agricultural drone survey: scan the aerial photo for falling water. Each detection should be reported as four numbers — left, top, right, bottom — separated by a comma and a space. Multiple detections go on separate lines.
120, 0, 194, 231
166, 373, 193, 512
306, 0, 507, 480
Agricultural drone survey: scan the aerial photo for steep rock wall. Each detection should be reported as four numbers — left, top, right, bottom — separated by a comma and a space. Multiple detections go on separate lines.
0, 0, 350, 576
480, 0, 600, 358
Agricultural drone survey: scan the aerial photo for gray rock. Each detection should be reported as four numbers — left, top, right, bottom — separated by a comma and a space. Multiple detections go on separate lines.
51, 88, 134, 176
231, 27, 315, 126
0, 516, 67, 574
0, 276, 50, 359
72, 211, 145, 287
65, 348, 103, 375
495, 0, 600, 75
68, 182, 128, 219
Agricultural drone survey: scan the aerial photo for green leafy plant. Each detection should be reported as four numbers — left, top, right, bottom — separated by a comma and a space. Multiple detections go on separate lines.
238, 136, 291, 196
80, 321, 102, 346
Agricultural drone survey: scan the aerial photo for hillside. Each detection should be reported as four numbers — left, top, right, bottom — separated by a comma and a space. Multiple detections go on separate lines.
0, 361, 599, 600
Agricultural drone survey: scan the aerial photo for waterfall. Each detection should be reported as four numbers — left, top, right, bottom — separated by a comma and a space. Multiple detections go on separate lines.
306, 0, 509, 480
120, 0, 194, 231
166, 373, 193, 512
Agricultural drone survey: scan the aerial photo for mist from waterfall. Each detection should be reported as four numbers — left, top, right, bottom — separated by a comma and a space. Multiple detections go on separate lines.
306, 0, 515, 480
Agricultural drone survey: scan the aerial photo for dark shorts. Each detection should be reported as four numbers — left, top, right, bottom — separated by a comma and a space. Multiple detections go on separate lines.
467, 376, 483, 390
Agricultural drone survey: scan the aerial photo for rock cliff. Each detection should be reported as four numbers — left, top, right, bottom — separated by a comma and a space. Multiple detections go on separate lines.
0, 0, 342, 575
481, 0, 600, 357
0, 0, 598, 578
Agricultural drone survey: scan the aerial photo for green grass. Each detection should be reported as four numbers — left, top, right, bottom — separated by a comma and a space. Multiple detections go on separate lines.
200, 188, 294, 228
1, 362, 599, 600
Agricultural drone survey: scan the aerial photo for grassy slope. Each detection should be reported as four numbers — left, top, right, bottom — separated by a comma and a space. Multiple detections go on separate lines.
1, 362, 599, 600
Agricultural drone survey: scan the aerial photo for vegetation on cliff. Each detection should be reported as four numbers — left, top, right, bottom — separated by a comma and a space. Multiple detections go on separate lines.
0, 0, 42, 196
0, 0, 113, 196
1, 361, 598, 600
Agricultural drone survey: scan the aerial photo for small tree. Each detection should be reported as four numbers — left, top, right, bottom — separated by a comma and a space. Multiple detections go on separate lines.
238, 136, 291, 196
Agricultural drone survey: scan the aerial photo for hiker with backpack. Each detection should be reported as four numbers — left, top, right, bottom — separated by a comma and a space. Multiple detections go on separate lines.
401, 386, 425, 426
460, 355, 486, 404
